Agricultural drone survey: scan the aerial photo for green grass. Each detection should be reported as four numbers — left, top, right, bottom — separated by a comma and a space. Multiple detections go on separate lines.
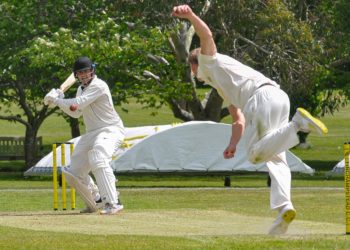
0, 187, 348, 249
0, 231, 348, 250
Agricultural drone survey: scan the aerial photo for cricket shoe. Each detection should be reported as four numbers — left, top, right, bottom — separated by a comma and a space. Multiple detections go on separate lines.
268, 205, 296, 235
292, 107, 328, 135
100, 203, 124, 215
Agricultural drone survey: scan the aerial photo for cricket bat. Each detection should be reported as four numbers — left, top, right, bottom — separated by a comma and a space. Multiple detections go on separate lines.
59, 72, 76, 93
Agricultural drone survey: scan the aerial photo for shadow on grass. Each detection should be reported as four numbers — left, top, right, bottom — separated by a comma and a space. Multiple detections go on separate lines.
0, 160, 25, 172
303, 160, 338, 172
0, 172, 51, 181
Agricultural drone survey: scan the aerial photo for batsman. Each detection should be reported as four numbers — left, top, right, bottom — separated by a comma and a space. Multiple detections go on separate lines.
172, 5, 328, 234
44, 56, 125, 214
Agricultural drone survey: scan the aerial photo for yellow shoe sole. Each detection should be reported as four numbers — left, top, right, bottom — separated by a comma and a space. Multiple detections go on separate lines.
297, 108, 328, 135
282, 209, 296, 223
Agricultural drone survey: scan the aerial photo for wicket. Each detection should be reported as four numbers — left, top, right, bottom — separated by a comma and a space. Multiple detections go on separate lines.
52, 142, 76, 210
344, 142, 350, 234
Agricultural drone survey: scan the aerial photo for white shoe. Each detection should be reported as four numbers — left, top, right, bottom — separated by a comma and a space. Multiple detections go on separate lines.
292, 107, 328, 135
268, 205, 296, 235
100, 203, 124, 215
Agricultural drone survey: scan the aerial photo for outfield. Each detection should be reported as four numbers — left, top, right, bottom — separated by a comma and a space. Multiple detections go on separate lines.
0, 186, 348, 249
0, 103, 350, 249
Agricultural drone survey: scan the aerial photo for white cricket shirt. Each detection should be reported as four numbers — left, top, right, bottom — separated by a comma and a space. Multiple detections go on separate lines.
197, 53, 279, 109
56, 76, 124, 132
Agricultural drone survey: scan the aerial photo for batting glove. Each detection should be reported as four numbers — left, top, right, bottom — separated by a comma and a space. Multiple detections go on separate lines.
55, 89, 65, 99
44, 88, 59, 106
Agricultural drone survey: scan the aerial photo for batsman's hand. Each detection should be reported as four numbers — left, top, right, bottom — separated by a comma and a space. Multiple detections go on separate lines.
44, 88, 61, 106
223, 144, 236, 159
172, 5, 194, 19
56, 89, 64, 99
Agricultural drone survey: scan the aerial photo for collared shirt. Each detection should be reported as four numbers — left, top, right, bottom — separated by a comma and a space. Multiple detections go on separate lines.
198, 53, 279, 109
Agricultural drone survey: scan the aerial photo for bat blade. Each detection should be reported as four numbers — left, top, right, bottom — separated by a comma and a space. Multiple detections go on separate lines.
59, 73, 76, 93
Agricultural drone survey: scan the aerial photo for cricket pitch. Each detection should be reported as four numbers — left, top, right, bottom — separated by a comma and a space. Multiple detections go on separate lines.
0, 209, 343, 236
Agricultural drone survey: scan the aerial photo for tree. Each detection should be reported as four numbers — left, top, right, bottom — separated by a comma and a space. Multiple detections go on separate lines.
1, 0, 346, 168
283, 0, 349, 114
105, 0, 346, 149
0, 0, 188, 168
0, 1, 70, 168
312, 0, 350, 114
0, 0, 133, 168
118, 1, 328, 118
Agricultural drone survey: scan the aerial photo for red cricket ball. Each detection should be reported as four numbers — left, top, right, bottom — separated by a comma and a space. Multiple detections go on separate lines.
69, 104, 78, 111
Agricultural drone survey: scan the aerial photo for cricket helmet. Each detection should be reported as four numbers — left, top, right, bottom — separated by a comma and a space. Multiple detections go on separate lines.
73, 56, 96, 87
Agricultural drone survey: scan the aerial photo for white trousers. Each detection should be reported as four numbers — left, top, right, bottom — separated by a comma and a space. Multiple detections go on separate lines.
243, 86, 299, 210
69, 126, 125, 205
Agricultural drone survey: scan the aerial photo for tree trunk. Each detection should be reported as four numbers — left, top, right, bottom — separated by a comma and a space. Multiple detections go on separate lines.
24, 126, 39, 169
205, 89, 225, 122
69, 117, 80, 138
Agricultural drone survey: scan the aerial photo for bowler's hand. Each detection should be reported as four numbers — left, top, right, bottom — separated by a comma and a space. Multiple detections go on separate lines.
223, 144, 236, 159
172, 5, 194, 19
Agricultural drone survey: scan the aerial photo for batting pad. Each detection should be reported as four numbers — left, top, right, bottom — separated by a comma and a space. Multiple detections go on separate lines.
62, 167, 97, 212
92, 167, 118, 205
